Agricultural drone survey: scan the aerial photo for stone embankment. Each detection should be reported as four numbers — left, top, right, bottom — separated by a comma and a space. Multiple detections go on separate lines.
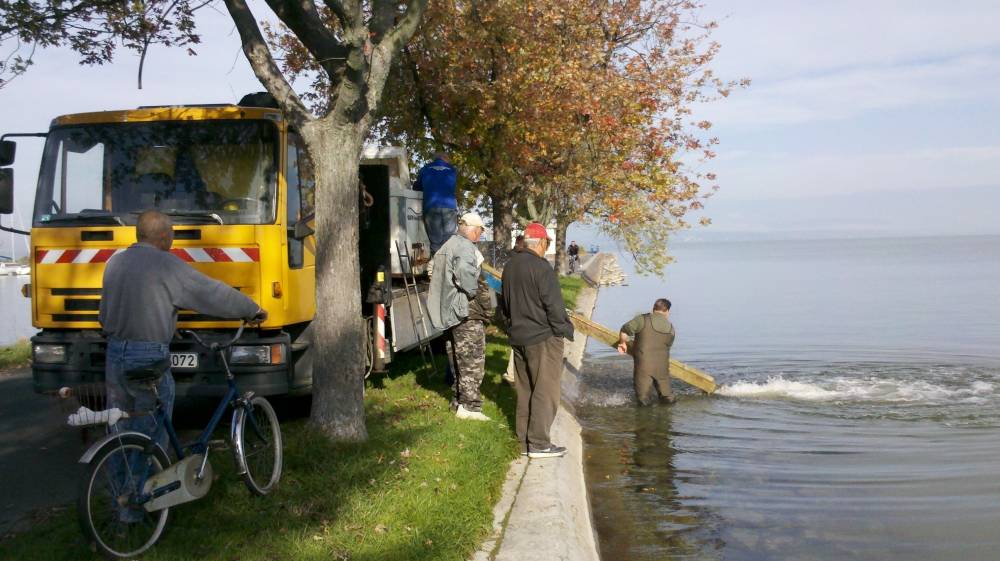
580, 253, 625, 287
472, 253, 621, 561
596, 257, 626, 286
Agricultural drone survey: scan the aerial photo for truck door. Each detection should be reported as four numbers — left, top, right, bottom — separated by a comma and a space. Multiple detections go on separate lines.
283, 132, 316, 324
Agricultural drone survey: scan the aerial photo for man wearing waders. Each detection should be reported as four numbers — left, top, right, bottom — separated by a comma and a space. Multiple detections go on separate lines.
617, 299, 676, 405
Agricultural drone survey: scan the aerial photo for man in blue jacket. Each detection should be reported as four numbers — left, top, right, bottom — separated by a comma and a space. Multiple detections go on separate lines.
413, 151, 458, 253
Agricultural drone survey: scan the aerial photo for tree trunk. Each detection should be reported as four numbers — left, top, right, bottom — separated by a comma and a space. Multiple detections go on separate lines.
490, 195, 515, 267
302, 123, 368, 442
554, 218, 569, 275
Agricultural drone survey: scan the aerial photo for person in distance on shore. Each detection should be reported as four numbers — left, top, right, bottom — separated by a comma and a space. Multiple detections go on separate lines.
618, 298, 676, 406
500, 223, 575, 458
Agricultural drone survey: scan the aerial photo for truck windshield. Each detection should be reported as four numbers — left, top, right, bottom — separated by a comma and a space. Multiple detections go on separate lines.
32, 120, 278, 226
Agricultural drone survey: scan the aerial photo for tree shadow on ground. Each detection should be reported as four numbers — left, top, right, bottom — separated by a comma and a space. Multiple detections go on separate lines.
0, 384, 433, 560
369, 330, 517, 432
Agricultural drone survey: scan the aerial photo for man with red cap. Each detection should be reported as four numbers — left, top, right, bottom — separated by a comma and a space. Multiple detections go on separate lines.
500, 222, 575, 458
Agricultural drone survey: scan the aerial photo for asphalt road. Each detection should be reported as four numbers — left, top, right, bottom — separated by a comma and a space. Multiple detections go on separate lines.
0, 367, 310, 539
0, 367, 83, 537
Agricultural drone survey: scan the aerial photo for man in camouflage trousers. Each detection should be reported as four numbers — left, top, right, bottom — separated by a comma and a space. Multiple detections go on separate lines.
448, 275, 494, 416
427, 212, 495, 421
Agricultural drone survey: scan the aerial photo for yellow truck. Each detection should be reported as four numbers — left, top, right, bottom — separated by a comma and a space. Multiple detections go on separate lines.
0, 94, 440, 397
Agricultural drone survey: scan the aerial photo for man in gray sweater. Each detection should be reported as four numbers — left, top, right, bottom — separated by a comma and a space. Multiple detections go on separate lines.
99, 210, 264, 446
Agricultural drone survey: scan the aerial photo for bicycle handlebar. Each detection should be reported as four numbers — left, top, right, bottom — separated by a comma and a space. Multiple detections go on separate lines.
181, 321, 247, 351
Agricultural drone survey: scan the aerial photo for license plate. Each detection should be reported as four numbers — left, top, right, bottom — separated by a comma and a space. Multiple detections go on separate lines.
170, 353, 198, 369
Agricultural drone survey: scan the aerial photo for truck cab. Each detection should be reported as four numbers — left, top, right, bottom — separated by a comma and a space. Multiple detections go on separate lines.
0, 98, 440, 398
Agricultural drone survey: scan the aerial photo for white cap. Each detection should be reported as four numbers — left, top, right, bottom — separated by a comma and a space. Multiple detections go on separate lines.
459, 212, 485, 228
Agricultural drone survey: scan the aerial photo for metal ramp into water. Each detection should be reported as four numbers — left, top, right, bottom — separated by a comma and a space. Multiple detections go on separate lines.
481, 262, 716, 394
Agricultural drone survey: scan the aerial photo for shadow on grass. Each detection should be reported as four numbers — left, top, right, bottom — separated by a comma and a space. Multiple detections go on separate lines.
370, 330, 517, 433
0, 380, 442, 560
1, 337, 522, 560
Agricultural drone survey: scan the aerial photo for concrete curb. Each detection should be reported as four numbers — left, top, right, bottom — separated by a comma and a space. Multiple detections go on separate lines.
471, 254, 610, 561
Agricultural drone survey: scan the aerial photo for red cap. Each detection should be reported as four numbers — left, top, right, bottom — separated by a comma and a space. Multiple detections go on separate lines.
523, 222, 550, 240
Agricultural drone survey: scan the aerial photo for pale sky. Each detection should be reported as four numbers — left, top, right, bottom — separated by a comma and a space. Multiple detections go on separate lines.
2, 1, 999, 258
689, 0, 1000, 235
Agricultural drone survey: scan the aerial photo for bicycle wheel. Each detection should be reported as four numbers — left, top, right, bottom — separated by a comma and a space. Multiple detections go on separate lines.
236, 396, 282, 495
78, 434, 171, 559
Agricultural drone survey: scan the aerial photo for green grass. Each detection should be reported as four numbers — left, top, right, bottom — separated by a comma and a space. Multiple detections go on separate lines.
559, 276, 585, 311
0, 339, 30, 370
0, 336, 519, 561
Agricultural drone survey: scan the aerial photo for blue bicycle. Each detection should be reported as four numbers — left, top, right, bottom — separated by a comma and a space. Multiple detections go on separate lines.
70, 322, 283, 559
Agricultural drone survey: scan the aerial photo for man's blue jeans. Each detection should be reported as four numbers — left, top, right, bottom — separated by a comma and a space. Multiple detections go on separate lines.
105, 339, 173, 523
105, 339, 174, 449
424, 207, 458, 253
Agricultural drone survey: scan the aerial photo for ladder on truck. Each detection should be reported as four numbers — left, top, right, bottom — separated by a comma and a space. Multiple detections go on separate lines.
394, 240, 438, 375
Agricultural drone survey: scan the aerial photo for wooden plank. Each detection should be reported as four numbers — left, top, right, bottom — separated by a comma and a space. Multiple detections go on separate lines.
482, 262, 716, 394
567, 312, 716, 394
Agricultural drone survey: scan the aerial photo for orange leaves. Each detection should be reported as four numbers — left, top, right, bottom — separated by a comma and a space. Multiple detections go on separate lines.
369, 0, 739, 273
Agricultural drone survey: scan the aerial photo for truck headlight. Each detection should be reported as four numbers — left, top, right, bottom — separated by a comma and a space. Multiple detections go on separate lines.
34, 344, 67, 364
230, 345, 270, 365
230, 344, 286, 365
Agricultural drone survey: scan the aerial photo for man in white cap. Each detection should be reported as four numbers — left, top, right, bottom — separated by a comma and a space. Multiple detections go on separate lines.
427, 212, 495, 420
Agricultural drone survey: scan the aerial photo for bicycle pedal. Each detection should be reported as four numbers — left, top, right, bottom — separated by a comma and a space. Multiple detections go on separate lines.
207, 439, 229, 451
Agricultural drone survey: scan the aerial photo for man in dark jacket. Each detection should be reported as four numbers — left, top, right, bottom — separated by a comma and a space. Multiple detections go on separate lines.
413, 152, 457, 253
500, 222, 574, 458
100, 211, 266, 448
618, 298, 675, 405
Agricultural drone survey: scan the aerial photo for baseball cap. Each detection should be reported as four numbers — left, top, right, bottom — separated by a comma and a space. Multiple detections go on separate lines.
523, 222, 550, 240
459, 212, 485, 228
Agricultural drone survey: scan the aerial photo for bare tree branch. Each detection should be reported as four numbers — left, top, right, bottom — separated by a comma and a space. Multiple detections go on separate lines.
380, 0, 427, 53
223, 0, 312, 125
369, 0, 397, 44
323, 0, 360, 30
262, 0, 347, 78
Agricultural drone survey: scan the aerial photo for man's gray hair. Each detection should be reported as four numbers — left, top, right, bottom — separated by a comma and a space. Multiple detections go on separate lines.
524, 237, 546, 249
137, 210, 172, 243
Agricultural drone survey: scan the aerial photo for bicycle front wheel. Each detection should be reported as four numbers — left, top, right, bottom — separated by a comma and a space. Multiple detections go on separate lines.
78, 434, 171, 559
236, 396, 283, 495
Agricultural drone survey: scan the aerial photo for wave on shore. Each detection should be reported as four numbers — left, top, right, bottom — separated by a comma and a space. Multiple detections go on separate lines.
718, 374, 994, 405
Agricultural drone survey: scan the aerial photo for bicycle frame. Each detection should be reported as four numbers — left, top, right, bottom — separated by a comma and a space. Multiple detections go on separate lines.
113, 334, 266, 506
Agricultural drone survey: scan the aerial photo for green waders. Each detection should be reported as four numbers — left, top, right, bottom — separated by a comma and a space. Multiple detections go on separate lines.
632, 314, 675, 405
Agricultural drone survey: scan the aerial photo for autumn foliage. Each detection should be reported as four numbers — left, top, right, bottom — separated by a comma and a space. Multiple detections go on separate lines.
372, 0, 744, 272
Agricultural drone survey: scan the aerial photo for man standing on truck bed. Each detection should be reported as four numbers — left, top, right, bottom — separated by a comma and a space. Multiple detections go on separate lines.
413, 151, 458, 254
99, 210, 266, 445
617, 299, 676, 406
501, 222, 575, 459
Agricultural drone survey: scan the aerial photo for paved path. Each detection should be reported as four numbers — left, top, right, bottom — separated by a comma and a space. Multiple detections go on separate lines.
0, 368, 82, 537
471, 254, 611, 561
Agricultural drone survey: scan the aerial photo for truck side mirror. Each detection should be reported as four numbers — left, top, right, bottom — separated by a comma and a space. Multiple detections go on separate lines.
293, 220, 315, 240
0, 168, 13, 214
0, 140, 15, 167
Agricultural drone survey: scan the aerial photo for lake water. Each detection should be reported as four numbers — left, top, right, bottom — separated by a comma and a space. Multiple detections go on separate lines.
579, 235, 1000, 561
0, 275, 33, 347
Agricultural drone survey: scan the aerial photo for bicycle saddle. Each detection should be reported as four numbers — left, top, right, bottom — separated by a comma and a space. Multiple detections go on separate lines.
125, 358, 171, 383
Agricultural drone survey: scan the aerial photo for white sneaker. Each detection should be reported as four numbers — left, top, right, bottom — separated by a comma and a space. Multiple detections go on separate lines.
455, 405, 491, 421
